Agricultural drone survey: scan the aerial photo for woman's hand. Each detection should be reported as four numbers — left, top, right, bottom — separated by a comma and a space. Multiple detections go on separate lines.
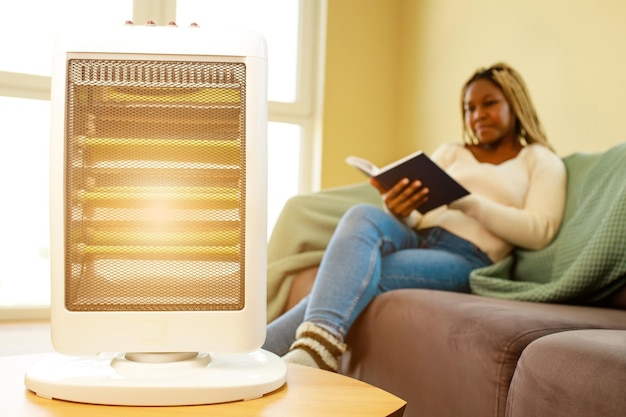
370, 177, 429, 218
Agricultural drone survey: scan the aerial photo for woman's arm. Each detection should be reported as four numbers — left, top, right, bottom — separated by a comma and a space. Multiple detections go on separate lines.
449, 146, 567, 250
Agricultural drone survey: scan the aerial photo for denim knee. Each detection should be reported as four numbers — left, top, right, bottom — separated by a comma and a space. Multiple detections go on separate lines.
342, 203, 388, 226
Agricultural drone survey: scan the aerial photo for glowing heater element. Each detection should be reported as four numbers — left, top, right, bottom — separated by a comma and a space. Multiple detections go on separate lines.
24, 24, 286, 406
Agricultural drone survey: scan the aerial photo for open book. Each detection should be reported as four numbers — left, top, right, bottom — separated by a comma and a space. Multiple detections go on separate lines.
345, 150, 469, 214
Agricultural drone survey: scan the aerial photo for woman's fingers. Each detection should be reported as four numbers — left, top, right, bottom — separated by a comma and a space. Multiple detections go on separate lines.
383, 178, 429, 218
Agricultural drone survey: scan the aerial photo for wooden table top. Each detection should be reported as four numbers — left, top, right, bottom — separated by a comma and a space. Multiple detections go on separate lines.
0, 353, 406, 417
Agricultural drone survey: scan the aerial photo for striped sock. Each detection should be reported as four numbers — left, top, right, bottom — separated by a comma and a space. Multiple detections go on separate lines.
282, 322, 346, 372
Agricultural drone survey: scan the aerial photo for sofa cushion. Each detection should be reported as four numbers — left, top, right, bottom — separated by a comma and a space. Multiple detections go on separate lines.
341, 289, 626, 417
506, 329, 626, 417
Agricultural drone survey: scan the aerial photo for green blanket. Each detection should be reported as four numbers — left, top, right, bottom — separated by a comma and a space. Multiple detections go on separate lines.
470, 142, 626, 303
266, 143, 626, 322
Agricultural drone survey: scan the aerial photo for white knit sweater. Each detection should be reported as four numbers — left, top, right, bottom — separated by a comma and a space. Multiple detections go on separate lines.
401, 142, 567, 262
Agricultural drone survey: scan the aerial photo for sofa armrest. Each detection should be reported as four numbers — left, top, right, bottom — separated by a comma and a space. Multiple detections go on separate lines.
507, 329, 626, 417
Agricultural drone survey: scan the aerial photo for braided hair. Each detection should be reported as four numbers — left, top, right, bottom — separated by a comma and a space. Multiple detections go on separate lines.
461, 63, 554, 151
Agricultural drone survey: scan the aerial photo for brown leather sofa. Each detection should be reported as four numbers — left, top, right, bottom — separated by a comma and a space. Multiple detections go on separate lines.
270, 143, 626, 417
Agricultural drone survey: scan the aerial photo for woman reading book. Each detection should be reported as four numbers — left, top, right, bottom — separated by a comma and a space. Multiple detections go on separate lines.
263, 63, 567, 371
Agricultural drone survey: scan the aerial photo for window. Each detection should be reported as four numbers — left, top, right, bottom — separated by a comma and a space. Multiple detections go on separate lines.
0, 0, 325, 313
177, 0, 299, 103
1, 0, 132, 76
0, 97, 51, 308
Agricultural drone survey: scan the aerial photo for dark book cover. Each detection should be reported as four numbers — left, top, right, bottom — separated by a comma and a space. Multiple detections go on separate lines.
346, 151, 469, 214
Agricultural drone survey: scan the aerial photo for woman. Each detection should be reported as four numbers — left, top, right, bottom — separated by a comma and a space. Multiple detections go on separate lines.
263, 63, 567, 372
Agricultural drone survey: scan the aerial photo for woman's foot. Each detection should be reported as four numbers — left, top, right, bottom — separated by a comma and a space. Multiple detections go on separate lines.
282, 322, 346, 372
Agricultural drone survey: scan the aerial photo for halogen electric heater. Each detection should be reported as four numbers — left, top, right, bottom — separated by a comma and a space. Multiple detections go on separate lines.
24, 23, 286, 406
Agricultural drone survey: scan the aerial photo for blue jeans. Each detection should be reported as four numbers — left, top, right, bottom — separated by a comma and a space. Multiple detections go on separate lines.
263, 203, 492, 356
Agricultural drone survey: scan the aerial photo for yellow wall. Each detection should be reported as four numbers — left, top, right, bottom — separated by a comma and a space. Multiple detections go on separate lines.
321, 0, 402, 188
321, 0, 626, 188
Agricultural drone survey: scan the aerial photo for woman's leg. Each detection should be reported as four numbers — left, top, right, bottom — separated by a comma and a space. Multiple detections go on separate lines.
280, 204, 419, 370
377, 227, 492, 293
263, 296, 307, 356
275, 204, 492, 371
263, 229, 488, 357
303, 204, 420, 339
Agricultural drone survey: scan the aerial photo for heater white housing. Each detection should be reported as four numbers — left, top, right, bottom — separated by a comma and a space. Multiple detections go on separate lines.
25, 24, 286, 406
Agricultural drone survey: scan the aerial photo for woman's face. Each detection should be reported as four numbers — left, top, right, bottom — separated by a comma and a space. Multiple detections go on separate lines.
463, 79, 517, 147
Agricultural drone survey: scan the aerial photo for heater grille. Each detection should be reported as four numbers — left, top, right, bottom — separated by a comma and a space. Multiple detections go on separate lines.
64, 58, 247, 312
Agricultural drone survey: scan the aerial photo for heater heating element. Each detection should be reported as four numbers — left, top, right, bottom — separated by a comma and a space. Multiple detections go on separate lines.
65, 58, 247, 312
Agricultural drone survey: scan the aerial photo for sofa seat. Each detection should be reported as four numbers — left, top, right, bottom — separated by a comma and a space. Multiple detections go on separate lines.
340, 289, 626, 417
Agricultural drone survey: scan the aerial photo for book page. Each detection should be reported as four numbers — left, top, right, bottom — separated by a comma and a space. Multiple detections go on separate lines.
345, 156, 380, 177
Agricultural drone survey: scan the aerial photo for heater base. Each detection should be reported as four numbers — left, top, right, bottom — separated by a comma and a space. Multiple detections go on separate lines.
24, 350, 287, 406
